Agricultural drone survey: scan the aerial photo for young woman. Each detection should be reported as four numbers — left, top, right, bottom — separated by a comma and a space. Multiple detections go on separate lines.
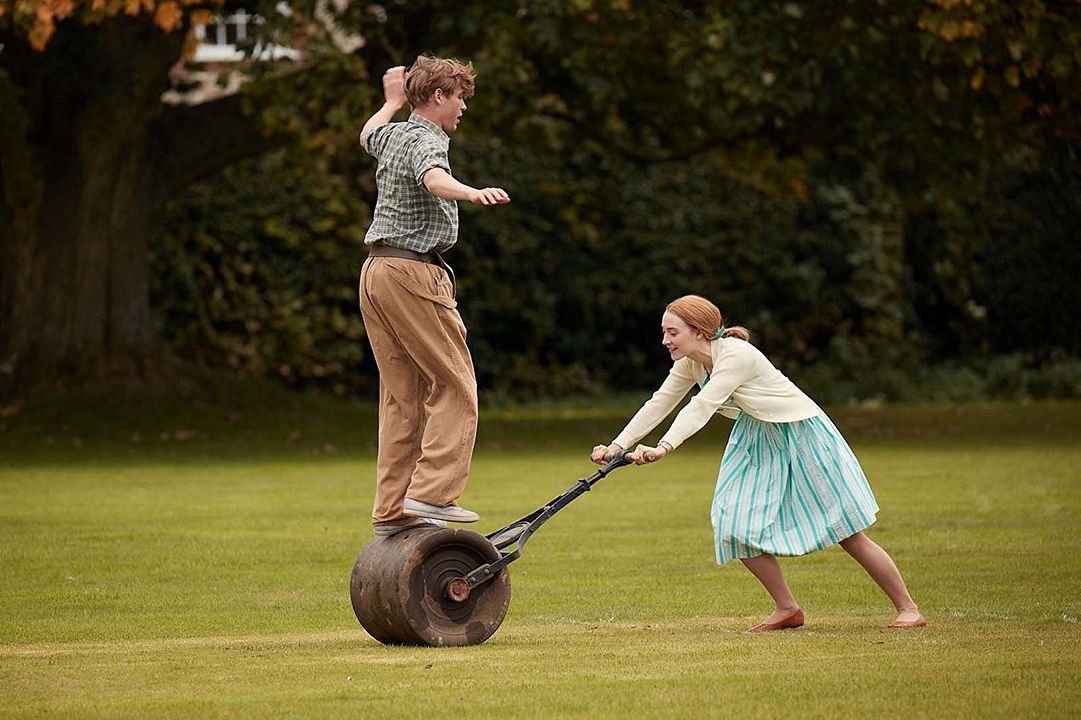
591, 295, 926, 631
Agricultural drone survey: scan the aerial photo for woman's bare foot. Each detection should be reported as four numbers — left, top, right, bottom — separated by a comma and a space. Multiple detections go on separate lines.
889, 608, 927, 628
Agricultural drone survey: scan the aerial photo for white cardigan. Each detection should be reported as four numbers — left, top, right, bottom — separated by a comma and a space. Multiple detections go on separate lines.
612, 337, 822, 451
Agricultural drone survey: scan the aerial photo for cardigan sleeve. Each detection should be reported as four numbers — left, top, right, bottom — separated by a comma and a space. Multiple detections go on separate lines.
658, 344, 755, 449
611, 360, 697, 450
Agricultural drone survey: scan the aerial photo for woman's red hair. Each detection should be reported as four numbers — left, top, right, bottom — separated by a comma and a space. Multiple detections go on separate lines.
666, 295, 750, 341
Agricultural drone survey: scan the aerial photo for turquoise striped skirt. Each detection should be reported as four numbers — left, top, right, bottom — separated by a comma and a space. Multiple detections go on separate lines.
711, 413, 879, 565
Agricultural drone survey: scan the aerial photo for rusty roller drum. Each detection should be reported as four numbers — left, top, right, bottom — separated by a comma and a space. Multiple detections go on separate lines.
350, 527, 511, 646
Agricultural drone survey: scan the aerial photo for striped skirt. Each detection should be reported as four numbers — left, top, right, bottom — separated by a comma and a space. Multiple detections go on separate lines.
710, 413, 879, 565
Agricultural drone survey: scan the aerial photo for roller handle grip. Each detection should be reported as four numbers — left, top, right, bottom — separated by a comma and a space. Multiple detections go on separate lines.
606, 448, 632, 468
591, 449, 633, 480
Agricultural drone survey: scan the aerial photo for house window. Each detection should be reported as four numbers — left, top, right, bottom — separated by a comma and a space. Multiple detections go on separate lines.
193, 10, 298, 63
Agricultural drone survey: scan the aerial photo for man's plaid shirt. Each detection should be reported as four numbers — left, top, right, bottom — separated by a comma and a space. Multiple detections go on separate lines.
363, 114, 458, 253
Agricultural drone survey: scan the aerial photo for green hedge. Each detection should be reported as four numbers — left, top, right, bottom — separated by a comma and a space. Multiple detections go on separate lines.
152, 150, 372, 395
152, 142, 1080, 403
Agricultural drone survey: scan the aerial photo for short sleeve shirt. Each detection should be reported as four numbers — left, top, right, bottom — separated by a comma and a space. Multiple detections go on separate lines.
363, 114, 459, 253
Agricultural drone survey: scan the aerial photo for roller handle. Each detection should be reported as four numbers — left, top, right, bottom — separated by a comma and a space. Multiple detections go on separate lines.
583, 448, 633, 487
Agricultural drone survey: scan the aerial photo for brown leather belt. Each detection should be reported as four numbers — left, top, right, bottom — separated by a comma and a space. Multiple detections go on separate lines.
367, 242, 456, 296
367, 242, 438, 264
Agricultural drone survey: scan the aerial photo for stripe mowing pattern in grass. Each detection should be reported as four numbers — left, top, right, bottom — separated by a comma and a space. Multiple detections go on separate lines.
1, 393, 1079, 718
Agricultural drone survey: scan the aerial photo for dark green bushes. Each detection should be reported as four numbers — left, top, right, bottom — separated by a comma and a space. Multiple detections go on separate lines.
152, 150, 372, 395
152, 142, 1079, 403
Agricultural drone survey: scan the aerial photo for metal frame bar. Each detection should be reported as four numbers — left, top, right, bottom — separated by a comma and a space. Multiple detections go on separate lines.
462, 451, 632, 590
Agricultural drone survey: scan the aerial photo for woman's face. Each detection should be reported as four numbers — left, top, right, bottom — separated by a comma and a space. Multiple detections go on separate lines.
661, 310, 704, 361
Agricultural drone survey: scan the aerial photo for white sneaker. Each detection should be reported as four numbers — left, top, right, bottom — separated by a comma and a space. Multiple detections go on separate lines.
403, 498, 480, 523
373, 517, 447, 536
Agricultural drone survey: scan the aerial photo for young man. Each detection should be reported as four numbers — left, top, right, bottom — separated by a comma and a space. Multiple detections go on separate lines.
358, 55, 510, 536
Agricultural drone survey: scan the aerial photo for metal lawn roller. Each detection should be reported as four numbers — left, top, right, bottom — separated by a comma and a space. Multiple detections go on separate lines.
350, 450, 632, 646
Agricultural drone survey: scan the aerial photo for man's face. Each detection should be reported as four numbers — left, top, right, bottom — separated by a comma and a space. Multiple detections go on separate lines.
434, 87, 467, 134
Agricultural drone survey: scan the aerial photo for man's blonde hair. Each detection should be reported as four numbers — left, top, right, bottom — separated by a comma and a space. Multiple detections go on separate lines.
405, 55, 476, 108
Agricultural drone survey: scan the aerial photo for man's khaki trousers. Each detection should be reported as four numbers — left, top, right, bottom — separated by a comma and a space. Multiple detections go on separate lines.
358, 256, 478, 524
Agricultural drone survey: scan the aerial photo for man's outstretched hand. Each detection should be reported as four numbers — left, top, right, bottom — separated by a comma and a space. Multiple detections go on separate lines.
469, 187, 511, 205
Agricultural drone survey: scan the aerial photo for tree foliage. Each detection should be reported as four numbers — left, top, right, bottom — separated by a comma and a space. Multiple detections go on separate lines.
1, 0, 208, 50
152, 149, 370, 393
4, 0, 1080, 401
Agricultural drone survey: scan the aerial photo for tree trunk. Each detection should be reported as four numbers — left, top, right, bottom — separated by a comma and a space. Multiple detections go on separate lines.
0, 16, 181, 396
0, 14, 281, 398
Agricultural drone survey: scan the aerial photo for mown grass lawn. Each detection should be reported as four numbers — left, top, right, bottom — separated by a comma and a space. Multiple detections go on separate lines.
1, 387, 1079, 718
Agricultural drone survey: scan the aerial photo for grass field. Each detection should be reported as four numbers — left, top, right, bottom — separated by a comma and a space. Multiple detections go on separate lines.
1, 386, 1079, 718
